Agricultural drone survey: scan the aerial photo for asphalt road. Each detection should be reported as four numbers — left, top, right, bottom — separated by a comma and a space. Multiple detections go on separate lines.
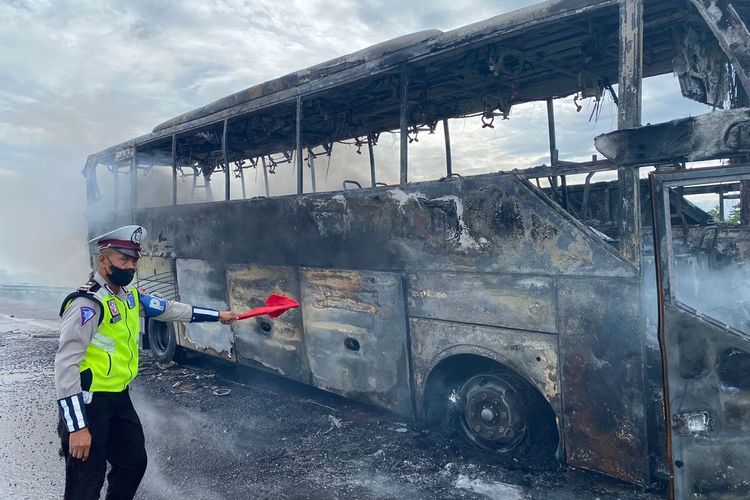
0, 292, 665, 499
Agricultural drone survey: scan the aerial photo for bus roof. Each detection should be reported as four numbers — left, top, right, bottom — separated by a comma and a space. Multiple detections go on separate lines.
87, 0, 706, 165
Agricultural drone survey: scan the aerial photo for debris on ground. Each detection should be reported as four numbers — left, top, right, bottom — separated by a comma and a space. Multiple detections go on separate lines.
324, 415, 343, 434
171, 381, 194, 394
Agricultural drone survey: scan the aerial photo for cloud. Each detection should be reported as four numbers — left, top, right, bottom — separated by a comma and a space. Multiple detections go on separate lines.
0, 0, 711, 282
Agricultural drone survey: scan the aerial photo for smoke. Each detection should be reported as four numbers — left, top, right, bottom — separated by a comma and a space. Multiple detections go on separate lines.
0, 0, 712, 287
672, 253, 750, 334
130, 390, 276, 500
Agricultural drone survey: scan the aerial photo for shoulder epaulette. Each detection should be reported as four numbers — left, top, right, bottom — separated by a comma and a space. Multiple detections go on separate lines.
77, 279, 101, 294
59, 279, 105, 325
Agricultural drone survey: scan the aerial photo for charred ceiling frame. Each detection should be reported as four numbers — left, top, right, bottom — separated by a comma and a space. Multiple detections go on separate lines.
83, 0, 750, 261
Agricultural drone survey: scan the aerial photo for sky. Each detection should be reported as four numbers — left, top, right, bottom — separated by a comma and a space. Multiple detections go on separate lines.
0, 0, 713, 285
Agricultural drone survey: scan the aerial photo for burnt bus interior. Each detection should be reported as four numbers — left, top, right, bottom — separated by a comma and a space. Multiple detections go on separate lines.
82, 0, 750, 497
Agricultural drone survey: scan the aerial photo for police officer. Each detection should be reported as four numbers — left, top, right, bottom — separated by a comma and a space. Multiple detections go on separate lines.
54, 225, 237, 500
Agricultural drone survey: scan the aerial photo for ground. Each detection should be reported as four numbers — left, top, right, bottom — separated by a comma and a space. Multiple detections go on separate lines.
0, 292, 665, 499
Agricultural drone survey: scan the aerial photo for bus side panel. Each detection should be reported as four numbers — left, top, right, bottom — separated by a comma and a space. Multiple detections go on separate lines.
407, 272, 557, 333
408, 318, 561, 417
300, 268, 412, 417
227, 265, 309, 383
175, 258, 234, 361
558, 277, 648, 484
137, 256, 178, 301
135, 174, 636, 279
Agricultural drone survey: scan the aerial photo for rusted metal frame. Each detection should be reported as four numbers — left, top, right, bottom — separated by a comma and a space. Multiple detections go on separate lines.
261, 157, 270, 197
399, 64, 409, 185
657, 166, 750, 188
581, 171, 596, 219
171, 134, 177, 206
308, 149, 317, 193
130, 148, 138, 221
689, 0, 750, 94
519, 159, 617, 178
650, 164, 750, 497
367, 135, 376, 187
546, 98, 567, 209
443, 119, 453, 176
493, 44, 581, 78
222, 119, 230, 201
649, 172, 675, 497
296, 96, 303, 194
732, 83, 750, 224
400, 275, 420, 419
113, 162, 120, 212
239, 162, 247, 199
92, 2, 619, 161
617, 0, 643, 269
679, 180, 743, 195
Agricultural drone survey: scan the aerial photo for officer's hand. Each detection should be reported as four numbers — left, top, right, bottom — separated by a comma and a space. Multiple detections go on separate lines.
69, 428, 92, 461
219, 311, 238, 325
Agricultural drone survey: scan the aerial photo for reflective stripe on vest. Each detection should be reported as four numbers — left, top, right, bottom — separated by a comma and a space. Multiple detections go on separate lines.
65, 288, 141, 392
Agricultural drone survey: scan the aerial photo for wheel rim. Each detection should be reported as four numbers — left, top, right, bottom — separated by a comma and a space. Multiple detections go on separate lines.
152, 322, 170, 353
457, 374, 527, 452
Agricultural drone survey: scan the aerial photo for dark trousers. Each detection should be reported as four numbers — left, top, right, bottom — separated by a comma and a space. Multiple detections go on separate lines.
58, 388, 147, 500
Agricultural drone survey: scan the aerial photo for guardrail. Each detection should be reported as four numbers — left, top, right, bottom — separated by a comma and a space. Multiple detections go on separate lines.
0, 284, 71, 294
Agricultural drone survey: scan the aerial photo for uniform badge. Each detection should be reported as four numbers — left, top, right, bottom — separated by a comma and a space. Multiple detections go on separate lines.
80, 306, 95, 325
131, 227, 143, 245
107, 299, 122, 323
126, 292, 136, 309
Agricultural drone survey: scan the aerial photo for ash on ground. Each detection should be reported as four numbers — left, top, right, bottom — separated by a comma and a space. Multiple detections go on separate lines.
0, 296, 664, 499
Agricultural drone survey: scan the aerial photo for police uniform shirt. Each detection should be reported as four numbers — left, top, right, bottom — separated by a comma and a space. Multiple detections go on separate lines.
54, 271, 214, 424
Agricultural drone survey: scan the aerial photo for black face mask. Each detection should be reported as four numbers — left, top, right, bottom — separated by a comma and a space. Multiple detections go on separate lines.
106, 257, 136, 286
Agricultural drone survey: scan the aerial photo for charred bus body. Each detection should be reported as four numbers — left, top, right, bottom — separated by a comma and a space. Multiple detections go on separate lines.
82, 0, 750, 496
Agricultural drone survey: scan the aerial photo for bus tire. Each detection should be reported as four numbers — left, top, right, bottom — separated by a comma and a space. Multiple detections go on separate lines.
453, 369, 557, 460
148, 319, 178, 363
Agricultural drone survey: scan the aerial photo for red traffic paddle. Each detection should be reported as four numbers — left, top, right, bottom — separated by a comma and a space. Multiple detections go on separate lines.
236, 294, 300, 320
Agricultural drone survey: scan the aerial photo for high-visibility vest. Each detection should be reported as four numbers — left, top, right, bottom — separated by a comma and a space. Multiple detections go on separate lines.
61, 282, 141, 392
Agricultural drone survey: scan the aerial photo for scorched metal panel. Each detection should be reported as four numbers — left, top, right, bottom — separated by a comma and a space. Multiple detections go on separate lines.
227, 265, 308, 383
300, 268, 412, 416
175, 258, 233, 360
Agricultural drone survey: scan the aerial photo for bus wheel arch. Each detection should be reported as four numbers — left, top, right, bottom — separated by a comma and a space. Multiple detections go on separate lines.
421, 350, 560, 460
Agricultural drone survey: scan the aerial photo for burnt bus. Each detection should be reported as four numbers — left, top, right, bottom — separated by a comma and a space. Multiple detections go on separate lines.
82, 0, 750, 497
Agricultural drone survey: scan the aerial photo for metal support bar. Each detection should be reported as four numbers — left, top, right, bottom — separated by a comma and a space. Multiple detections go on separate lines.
368, 135, 376, 187
308, 150, 317, 193
113, 163, 120, 212
130, 149, 138, 222
546, 98, 559, 194
171, 135, 177, 206
296, 96, 303, 194
239, 163, 246, 199
689, 0, 750, 94
261, 157, 270, 197
399, 65, 409, 185
223, 119, 230, 201
582, 171, 596, 219
555, 150, 570, 211
617, 0, 643, 268
443, 119, 453, 176
720, 192, 726, 221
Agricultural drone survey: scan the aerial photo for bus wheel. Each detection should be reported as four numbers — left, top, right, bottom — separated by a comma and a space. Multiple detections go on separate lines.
148, 320, 178, 363
456, 372, 528, 452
